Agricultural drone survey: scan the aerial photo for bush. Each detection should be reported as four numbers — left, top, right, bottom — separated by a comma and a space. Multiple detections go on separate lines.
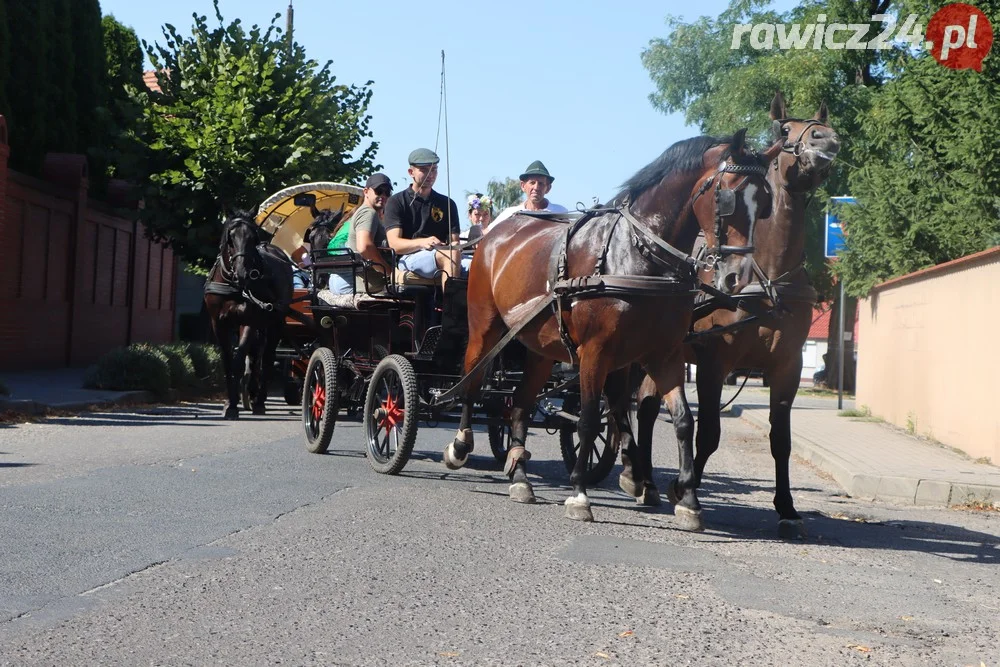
184, 343, 224, 389
83, 343, 172, 397
159, 343, 197, 389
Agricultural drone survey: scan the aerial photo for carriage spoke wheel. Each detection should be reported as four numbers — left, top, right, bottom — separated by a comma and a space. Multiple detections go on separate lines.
487, 395, 514, 466
302, 348, 339, 454
364, 355, 418, 475
558, 395, 618, 485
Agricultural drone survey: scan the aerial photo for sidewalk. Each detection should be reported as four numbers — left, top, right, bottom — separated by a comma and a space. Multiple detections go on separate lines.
733, 387, 1000, 508
0, 368, 153, 417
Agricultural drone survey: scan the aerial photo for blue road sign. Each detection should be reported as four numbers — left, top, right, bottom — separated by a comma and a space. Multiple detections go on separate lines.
825, 196, 856, 259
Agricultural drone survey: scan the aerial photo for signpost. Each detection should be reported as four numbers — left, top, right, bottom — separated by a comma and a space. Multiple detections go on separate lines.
826, 197, 856, 409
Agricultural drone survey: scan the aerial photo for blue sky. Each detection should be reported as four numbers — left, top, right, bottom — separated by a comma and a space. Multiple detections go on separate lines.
99, 0, 796, 214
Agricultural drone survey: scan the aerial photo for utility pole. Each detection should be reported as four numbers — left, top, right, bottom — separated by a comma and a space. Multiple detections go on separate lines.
286, 2, 294, 60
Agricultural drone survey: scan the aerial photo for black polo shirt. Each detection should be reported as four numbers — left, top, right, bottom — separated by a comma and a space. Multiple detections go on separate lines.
383, 187, 460, 243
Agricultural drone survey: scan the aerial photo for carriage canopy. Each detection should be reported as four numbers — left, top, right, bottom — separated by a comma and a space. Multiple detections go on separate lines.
255, 182, 364, 257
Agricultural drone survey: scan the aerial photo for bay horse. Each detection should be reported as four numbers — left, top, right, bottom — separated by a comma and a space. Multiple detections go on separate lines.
442, 131, 782, 524
623, 92, 840, 538
204, 212, 294, 419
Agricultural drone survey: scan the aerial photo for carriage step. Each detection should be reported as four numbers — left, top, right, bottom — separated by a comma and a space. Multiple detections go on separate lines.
415, 325, 443, 359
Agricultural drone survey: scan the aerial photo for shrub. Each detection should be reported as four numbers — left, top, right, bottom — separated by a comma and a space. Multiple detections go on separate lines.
83, 343, 172, 397
159, 343, 197, 389
185, 343, 224, 389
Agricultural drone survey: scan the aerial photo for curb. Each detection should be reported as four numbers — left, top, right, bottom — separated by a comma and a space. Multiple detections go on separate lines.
739, 409, 1000, 508
0, 391, 156, 418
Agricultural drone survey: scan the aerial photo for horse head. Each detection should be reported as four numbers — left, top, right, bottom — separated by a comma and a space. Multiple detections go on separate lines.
769, 91, 840, 192
220, 211, 264, 285
675, 130, 783, 295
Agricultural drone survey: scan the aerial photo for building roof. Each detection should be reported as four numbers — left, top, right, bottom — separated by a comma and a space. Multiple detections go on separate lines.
143, 70, 163, 94
871, 245, 1000, 293
808, 301, 860, 343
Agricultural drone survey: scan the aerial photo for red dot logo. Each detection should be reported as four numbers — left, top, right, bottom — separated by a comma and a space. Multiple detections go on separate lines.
926, 3, 993, 71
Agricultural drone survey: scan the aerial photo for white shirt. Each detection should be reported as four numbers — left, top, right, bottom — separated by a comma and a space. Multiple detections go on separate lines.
489, 201, 569, 231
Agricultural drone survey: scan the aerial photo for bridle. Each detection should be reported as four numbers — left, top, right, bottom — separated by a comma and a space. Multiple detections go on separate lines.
219, 218, 264, 286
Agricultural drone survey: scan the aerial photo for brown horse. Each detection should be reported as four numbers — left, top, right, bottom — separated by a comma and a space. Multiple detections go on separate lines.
624, 92, 840, 537
204, 213, 294, 419
442, 131, 782, 524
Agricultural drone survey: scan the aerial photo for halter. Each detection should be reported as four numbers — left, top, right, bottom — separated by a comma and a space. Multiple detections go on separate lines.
773, 118, 826, 158
690, 158, 771, 270
218, 218, 264, 286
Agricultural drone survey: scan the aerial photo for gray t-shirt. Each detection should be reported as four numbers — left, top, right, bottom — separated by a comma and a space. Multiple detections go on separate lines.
342, 204, 388, 292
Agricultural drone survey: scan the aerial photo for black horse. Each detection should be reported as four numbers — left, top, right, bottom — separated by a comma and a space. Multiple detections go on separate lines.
204, 212, 294, 419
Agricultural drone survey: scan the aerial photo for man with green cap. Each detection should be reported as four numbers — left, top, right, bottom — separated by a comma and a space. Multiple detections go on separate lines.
383, 147, 467, 288
491, 160, 568, 228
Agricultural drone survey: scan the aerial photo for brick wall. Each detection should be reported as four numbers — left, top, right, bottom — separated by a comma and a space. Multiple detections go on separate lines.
0, 115, 177, 370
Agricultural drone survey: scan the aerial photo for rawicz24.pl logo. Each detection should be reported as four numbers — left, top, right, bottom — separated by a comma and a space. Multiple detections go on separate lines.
731, 3, 993, 71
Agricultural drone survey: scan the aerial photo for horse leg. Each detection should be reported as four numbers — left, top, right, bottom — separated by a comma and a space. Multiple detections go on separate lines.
210, 312, 241, 420
253, 323, 281, 415
692, 351, 725, 489
505, 350, 552, 505
611, 368, 659, 506
768, 360, 806, 539
648, 352, 701, 531
566, 345, 613, 522
443, 303, 506, 470
628, 373, 662, 506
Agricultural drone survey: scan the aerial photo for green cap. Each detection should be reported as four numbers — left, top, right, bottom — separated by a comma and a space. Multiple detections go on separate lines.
519, 160, 553, 182
408, 148, 440, 166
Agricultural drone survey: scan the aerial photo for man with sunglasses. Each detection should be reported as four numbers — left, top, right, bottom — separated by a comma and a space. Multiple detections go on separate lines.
383, 148, 467, 289
330, 172, 394, 293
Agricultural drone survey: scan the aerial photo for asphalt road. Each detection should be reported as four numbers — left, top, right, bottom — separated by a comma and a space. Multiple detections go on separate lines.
1, 395, 997, 666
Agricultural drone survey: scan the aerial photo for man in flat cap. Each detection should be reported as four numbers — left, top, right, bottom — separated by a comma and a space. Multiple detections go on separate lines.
491, 160, 567, 228
383, 148, 466, 288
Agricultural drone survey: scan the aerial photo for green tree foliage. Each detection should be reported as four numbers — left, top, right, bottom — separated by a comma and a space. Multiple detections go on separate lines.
70, 0, 110, 190
137, 1, 378, 270
101, 15, 146, 182
837, 3, 1000, 296
486, 177, 523, 212
3, 0, 49, 173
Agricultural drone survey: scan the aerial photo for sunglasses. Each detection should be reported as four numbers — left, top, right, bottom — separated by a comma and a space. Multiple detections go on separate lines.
373, 186, 392, 196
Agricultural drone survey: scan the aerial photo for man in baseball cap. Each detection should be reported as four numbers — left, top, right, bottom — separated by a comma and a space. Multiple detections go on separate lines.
323, 171, 394, 294
383, 148, 467, 288
492, 159, 568, 227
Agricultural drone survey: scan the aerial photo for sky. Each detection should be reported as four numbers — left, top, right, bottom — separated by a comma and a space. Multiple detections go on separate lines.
99, 0, 797, 217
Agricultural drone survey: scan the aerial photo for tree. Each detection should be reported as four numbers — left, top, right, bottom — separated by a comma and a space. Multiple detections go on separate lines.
837, 3, 1000, 297
101, 15, 146, 184
486, 177, 523, 212
136, 1, 378, 271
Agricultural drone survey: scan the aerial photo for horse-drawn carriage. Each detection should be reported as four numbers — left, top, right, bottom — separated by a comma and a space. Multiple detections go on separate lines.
253, 182, 618, 479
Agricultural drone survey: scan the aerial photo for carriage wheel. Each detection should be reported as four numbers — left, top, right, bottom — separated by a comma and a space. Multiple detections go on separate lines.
487, 396, 514, 466
558, 395, 618, 485
302, 348, 340, 454
363, 355, 419, 475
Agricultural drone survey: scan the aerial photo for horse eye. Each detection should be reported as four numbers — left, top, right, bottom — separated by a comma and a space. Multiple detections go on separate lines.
782, 125, 790, 135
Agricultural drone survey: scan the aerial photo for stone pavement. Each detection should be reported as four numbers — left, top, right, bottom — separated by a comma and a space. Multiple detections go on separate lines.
0, 368, 152, 416
733, 386, 1000, 509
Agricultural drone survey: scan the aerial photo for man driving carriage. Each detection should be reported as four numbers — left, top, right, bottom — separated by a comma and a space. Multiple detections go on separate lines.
491, 160, 568, 228
383, 148, 470, 290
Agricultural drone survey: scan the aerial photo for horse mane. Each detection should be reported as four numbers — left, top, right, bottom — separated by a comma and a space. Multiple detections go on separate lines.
611, 134, 762, 205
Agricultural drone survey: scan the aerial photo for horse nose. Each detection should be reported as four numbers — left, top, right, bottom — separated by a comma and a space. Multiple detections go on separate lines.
722, 271, 739, 293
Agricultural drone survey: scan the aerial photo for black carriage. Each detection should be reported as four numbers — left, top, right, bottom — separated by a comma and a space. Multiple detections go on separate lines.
253, 182, 618, 479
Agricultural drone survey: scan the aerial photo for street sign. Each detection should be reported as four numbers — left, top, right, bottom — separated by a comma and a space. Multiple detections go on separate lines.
825, 196, 856, 259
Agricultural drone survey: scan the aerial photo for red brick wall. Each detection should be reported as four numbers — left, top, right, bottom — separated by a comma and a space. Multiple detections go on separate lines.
0, 116, 177, 370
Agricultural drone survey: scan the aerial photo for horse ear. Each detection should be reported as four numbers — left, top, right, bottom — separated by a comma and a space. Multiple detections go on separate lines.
770, 90, 787, 121
731, 128, 748, 154
761, 137, 784, 163
815, 101, 829, 123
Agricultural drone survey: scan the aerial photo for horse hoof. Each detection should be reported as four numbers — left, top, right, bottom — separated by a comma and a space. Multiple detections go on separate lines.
674, 506, 705, 532
637, 485, 661, 507
443, 442, 469, 470
223, 407, 240, 420
564, 495, 594, 522
619, 472, 640, 497
778, 519, 806, 540
509, 482, 536, 504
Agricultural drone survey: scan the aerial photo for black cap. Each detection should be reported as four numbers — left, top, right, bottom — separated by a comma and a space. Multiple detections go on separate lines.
365, 173, 392, 190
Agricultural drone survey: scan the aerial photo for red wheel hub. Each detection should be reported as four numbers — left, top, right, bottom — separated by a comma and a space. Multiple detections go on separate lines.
311, 384, 325, 419
379, 394, 405, 429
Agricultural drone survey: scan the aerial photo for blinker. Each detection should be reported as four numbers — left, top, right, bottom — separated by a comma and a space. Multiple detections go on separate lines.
716, 189, 737, 217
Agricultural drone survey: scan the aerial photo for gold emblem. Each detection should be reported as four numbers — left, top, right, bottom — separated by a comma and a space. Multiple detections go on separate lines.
431, 206, 444, 222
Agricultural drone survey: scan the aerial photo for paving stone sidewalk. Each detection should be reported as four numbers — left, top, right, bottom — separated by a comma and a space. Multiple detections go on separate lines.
736, 389, 1000, 508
